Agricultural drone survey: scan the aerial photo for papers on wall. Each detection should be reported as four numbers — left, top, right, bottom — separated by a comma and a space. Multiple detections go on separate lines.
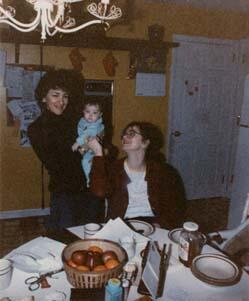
4, 65, 44, 147
23, 69, 43, 100
135, 72, 166, 96
5, 65, 23, 97
7, 99, 41, 147
5, 65, 44, 99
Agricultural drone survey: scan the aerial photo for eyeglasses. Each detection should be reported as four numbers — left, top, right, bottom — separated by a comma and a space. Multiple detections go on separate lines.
121, 130, 142, 138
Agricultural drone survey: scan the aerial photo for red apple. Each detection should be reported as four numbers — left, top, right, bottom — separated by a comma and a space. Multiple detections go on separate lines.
71, 250, 88, 265
102, 250, 118, 264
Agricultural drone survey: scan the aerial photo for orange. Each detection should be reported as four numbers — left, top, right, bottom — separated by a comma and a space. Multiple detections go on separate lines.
105, 259, 120, 269
93, 265, 107, 272
88, 246, 103, 254
76, 265, 90, 272
67, 259, 77, 268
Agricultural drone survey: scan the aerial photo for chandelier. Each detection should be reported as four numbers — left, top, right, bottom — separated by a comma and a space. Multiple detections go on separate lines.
0, 0, 122, 41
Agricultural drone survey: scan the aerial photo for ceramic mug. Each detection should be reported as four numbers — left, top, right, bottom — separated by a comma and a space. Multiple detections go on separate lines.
84, 223, 102, 239
0, 259, 13, 290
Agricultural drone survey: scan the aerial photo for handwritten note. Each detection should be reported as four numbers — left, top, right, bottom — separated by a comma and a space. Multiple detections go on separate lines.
135, 72, 166, 96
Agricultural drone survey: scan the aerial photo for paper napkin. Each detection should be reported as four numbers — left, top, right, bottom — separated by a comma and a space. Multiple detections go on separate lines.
92, 218, 149, 258
5, 236, 66, 273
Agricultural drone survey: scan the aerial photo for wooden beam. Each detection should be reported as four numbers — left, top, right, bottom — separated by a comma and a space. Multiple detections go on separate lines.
0, 29, 179, 51
14, 43, 20, 63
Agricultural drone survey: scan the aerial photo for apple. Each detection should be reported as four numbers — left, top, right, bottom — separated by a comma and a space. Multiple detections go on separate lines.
93, 265, 107, 272
67, 259, 77, 268
92, 252, 103, 267
102, 250, 118, 264
76, 265, 90, 272
71, 250, 88, 265
86, 251, 94, 269
85, 251, 103, 270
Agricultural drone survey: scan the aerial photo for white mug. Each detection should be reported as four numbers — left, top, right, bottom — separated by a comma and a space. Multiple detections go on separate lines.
119, 236, 135, 259
0, 259, 13, 290
84, 223, 102, 239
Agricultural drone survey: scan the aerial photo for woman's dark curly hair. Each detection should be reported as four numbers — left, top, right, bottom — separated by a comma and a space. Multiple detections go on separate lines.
35, 69, 85, 114
121, 121, 165, 162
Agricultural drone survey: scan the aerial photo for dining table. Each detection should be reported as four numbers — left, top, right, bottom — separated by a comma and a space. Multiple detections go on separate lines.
0, 223, 249, 301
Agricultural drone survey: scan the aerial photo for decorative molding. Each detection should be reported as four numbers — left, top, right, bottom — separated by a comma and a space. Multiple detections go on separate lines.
0, 29, 179, 51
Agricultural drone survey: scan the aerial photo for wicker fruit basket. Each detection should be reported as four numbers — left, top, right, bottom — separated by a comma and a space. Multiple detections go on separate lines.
62, 239, 128, 288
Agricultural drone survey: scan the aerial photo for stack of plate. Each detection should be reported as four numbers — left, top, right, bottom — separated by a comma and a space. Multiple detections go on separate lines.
191, 253, 241, 286
126, 219, 155, 237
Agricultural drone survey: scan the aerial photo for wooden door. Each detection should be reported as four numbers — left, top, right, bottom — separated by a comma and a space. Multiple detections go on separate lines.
228, 39, 249, 228
168, 35, 238, 200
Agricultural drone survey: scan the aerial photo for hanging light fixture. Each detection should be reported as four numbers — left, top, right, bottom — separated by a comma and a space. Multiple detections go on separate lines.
0, 0, 122, 41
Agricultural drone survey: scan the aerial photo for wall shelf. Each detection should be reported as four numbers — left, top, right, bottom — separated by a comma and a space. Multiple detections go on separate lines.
0, 29, 179, 51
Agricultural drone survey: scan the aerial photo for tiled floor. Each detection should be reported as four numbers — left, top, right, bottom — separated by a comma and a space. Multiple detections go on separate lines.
0, 197, 229, 258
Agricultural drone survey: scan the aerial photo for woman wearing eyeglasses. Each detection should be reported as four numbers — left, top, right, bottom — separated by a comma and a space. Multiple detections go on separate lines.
89, 121, 187, 229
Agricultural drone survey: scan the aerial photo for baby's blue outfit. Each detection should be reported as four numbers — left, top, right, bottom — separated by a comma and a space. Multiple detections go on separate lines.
76, 117, 104, 186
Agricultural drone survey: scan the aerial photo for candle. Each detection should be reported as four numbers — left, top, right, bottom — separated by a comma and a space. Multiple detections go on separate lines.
101, 0, 110, 4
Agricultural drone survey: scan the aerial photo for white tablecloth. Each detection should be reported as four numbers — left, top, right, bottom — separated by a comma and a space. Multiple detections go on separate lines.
0, 228, 249, 301
0, 237, 72, 301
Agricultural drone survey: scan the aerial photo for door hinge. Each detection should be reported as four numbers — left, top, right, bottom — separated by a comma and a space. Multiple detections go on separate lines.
232, 53, 236, 63
242, 54, 246, 64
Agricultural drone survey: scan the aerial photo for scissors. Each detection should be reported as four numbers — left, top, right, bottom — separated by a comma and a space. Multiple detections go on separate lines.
25, 268, 64, 291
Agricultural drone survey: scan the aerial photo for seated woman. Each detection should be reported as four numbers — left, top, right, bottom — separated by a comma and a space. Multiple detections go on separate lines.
88, 121, 187, 229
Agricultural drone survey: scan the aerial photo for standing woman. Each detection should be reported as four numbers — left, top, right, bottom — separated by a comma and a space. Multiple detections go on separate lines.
28, 69, 100, 231
89, 121, 187, 229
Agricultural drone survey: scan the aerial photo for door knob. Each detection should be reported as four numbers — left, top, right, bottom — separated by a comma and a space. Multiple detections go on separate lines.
237, 115, 249, 128
172, 130, 182, 137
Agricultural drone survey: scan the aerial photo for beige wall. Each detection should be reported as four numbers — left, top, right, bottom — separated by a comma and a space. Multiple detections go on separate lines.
0, 1, 248, 211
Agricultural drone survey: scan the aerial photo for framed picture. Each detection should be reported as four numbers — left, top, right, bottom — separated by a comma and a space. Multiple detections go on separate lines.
131, 48, 166, 73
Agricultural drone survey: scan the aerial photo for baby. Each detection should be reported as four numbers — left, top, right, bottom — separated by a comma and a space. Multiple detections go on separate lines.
72, 100, 104, 185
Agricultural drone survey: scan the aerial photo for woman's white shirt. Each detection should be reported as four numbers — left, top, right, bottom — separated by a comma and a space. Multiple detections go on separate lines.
124, 161, 154, 219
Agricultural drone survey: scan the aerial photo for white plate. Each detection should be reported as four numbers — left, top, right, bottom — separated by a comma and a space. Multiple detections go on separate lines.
191, 253, 241, 286
8, 253, 62, 273
8, 253, 41, 273
168, 228, 207, 245
168, 228, 182, 243
5, 237, 65, 273
127, 219, 155, 236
